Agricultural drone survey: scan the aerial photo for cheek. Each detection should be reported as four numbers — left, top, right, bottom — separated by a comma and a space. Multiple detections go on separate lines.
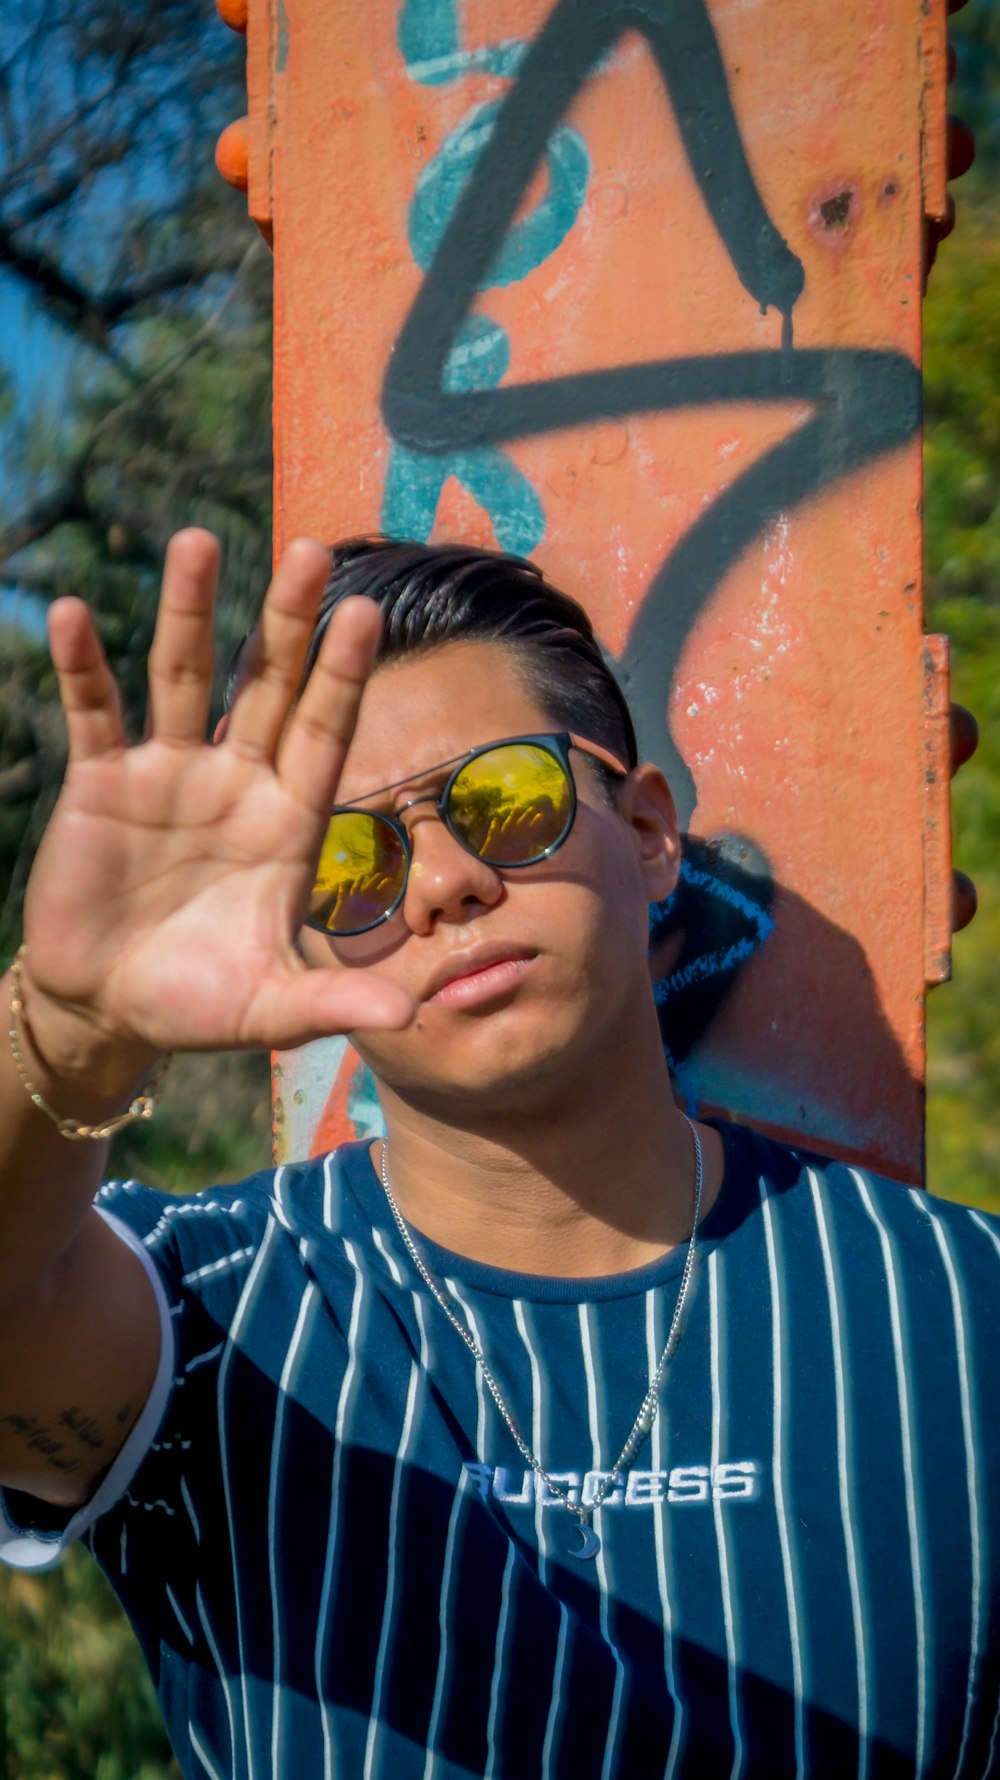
297, 921, 409, 974
521, 838, 650, 985
550, 806, 649, 931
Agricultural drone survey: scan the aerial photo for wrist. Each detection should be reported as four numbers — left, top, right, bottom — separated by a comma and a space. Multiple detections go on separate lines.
8, 954, 165, 1120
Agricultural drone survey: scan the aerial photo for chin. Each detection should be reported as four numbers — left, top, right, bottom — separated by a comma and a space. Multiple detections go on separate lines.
360, 996, 599, 1117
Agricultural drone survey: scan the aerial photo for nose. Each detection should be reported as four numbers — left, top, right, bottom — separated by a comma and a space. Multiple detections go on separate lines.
400, 804, 502, 933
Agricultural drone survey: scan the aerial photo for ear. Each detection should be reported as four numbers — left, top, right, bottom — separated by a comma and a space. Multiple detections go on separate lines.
615, 764, 682, 903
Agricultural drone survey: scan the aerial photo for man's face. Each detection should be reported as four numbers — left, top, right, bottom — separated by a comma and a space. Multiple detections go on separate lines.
298, 639, 680, 1116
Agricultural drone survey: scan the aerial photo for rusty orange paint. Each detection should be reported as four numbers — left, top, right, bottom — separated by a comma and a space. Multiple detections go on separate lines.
230, 0, 954, 1183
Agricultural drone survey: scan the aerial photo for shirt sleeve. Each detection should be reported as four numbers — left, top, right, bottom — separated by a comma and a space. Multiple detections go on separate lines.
0, 1173, 273, 1573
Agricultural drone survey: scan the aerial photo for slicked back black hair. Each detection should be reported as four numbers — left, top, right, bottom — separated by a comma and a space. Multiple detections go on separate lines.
302, 537, 638, 775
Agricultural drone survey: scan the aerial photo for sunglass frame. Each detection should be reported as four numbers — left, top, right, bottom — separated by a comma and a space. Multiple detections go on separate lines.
305, 730, 624, 937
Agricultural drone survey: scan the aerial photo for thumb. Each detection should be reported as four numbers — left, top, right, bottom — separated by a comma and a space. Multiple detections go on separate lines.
247, 967, 415, 1052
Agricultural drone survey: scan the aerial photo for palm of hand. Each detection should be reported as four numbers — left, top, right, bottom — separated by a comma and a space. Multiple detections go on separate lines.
23, 532, 414, 1057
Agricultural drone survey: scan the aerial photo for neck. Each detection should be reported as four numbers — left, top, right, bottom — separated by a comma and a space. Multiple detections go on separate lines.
373, 1013, 724, 1278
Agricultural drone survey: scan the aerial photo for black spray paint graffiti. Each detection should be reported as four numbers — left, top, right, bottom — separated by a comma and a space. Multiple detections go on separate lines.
381, 0, 920, 1082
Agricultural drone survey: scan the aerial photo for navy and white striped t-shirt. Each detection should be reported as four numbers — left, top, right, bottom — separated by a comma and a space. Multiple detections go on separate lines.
3, 1121, 1000, 1778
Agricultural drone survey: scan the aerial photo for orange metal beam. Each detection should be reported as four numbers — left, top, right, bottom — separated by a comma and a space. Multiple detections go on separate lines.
218, 0, 959, 1183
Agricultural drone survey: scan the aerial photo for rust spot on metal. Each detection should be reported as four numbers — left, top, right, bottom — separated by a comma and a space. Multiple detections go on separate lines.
820, 189, 853, 229
807, 178, 862, 251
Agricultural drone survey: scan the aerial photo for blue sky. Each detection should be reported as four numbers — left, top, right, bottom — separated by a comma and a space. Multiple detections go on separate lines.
0, 277, 74, 638
0, 9, 241, 642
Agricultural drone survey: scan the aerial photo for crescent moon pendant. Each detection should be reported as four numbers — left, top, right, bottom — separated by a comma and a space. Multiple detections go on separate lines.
570, 1520, 601, 1560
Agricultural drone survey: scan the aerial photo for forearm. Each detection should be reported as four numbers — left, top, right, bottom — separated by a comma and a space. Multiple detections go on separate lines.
0, 964, 162, 1315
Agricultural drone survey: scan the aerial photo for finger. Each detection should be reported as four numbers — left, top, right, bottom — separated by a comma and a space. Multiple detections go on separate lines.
48, 598, 126, 763
146, 530, 221, 745
949, 702, 978, 777
246, 964, 414, 1050
224, 539, 332, 765
276, 595, 382, 813
953, 870, 977, 934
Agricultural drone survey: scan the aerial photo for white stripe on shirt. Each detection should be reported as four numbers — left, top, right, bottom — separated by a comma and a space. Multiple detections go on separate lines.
646, 1287, 684, 1780
181, 1474, 202, 1545
270, 1280, 321, 1778
318, 1239, 366, 1780
514, 1299, 570, 1780
189, 1717, 226, 1780
218, 1215, 283, 1780
708, 1248, 743, 1780
422, 1464, 473, 1780
143, 1198, 249, 1251
181, 1247, 256, 1288
579, 1303, 626, 1780
967, 1210, 1000, 1776
810, 1172, 868, 1780
372, 1224, 406, 1286
484, 1543, 516, 1780
759, 1176, 805, 1778
445, 1277, 488, 1456
851, 1170, 926, 1772
322, 1151, 338, 1232
196, 1578, 238, 1780
167, 1581, 195, 1647
911, 1191, 983, 1778
363, 1294, 429, 1780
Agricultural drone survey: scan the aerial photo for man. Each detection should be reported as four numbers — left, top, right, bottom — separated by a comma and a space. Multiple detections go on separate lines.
0, 529, 997, 1778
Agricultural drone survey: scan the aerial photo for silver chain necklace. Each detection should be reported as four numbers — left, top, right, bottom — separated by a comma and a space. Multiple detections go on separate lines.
378, 1118, 704, 1561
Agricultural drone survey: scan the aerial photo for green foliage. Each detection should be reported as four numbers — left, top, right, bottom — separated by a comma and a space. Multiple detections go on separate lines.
0, 4, 275, 1769
108, 1048, 272, 1191
924, 194, 1000, 1210
0, 1548, 179, 1778
0, 0, 274, 961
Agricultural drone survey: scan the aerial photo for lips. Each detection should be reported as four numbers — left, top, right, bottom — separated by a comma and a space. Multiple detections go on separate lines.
423, 944, 538, 1004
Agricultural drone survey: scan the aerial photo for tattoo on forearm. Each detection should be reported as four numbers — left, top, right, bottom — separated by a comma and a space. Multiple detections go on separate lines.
1, 1401, 130, 1476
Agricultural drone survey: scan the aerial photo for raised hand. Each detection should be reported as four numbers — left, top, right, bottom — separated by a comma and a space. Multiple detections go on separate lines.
20, 529, 415, 1068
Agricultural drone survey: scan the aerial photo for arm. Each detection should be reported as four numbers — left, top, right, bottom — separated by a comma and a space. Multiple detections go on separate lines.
0, 528, 413, 1509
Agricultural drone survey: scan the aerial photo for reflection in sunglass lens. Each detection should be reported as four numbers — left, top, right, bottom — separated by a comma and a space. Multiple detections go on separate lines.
448, 743, 572, 864
309, 811, 407, 933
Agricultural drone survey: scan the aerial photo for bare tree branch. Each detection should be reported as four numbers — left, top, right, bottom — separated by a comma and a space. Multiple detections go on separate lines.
0, 235, 265, 574
0, 225, 113, 344
0, 755, 41, 804
0, 471, 88, 568
0, 29, 141, 199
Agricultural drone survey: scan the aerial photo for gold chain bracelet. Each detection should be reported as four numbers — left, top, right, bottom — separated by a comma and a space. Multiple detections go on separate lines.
8, 946, 171, 1140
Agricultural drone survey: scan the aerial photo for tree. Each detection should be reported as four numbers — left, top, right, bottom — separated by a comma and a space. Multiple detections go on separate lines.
924, 195, 1000, 1210
0, 1549, 180, 1779
0, 7, 274, 1769
0, 0, 274, 959
919, 0, 1000, 1214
